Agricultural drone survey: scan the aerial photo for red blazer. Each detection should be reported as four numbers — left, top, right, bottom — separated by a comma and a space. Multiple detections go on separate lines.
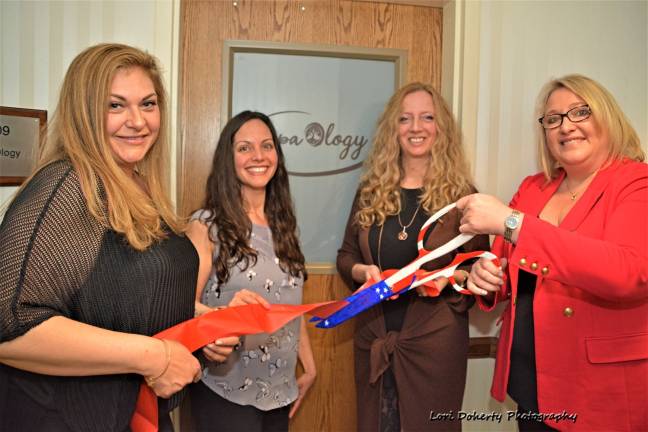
478, 159, 648, 431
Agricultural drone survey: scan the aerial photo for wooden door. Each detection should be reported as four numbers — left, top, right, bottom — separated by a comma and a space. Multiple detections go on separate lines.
178, 1, 442, 430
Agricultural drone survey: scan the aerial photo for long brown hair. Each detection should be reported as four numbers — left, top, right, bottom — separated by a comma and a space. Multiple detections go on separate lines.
37, 43, 180, 250
356, 82, 473, 228
201, 111, 306, 286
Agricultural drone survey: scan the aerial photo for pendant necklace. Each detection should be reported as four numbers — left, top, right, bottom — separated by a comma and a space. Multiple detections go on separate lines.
397, 202, 421, 240
564, 179, 581, 201
564, 169, 599, 201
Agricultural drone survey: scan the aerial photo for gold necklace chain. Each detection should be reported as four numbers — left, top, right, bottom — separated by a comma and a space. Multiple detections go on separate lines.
377, 223, 384, 272
396, 202, 421, 241
564, 170, 599, 201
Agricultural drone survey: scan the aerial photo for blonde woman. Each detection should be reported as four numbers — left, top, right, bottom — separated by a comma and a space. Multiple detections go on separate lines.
0, 44, 240, 431
337, 82, 489, 431
458, 74, 647, 431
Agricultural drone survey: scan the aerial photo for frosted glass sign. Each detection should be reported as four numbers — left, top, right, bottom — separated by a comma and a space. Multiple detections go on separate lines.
230, 47, 401, 265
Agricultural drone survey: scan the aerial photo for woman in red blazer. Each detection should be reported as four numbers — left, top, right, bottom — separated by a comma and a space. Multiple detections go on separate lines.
456, 74, 647, 431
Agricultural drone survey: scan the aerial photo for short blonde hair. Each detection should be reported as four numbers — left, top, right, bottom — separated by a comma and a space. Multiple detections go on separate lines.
356, 82, 473, 228
39, 43, 180, 250
535, 74, 645, 179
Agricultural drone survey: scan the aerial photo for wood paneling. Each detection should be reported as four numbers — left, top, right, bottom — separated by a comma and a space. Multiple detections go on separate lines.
357, 0, 448, 7
468, 336, 498, 359
178, 0, 442, 216
293, 273, 356, 431
178, 1, 442, 430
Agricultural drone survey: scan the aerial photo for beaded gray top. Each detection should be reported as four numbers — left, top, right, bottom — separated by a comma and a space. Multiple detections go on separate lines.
192, 210, 303, 411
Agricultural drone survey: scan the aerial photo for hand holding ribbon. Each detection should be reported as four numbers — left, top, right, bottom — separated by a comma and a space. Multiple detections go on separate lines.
130, 302, 334, 432
309, 202, 503, 328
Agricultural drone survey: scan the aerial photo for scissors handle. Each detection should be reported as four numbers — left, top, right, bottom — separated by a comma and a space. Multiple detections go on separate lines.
313, 201, 501, 328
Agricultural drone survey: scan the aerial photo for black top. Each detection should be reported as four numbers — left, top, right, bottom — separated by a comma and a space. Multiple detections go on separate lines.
368, 188, 434, 331
507, 269, 540, 412
0, 160, 198, 432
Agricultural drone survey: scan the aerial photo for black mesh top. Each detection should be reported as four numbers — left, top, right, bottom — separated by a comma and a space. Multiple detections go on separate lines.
0, 160, 198, 431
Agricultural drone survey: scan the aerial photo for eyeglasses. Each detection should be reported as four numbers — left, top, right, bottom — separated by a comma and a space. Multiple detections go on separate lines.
538, 105, 591, 129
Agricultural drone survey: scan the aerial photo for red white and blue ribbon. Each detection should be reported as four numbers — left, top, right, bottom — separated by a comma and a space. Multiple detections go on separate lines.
309, 203, 499, 328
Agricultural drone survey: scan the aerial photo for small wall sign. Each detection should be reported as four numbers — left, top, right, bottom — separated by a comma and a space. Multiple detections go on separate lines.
0, 107, 47, 186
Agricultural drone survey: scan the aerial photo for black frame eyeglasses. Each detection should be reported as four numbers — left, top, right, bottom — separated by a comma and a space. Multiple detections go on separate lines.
538, 105, 591, 129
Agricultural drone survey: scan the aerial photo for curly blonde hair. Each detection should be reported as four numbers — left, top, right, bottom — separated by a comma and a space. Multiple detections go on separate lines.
37, 43, 181, 250
355, 82, 473, 228
535, 74, 645, 180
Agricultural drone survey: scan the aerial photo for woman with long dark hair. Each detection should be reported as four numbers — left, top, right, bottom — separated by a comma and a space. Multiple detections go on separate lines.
187, 111, 316, 431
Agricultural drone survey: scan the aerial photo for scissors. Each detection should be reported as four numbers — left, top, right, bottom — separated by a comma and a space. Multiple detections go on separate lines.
310, 202, 500, 328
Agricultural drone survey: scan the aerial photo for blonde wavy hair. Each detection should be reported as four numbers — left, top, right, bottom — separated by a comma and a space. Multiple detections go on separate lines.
535, 74, 645, 180
355, 82, 473, 228
36, 43, 181, 250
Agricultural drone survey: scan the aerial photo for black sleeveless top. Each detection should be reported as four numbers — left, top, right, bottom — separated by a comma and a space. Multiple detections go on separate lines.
368, 188, 434, 331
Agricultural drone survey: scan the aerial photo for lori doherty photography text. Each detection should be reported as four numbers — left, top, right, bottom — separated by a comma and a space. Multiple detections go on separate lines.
429, 410, 579, 424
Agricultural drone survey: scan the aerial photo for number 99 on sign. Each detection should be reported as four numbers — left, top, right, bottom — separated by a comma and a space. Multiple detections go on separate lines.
0, 125, 10, 136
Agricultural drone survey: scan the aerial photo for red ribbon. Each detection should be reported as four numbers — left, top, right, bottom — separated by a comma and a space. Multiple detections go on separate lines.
130, 249, 499, 431
130, 302, 333, 432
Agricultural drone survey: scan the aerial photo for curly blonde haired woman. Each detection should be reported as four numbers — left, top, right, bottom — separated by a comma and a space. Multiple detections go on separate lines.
337, 82, 489, 431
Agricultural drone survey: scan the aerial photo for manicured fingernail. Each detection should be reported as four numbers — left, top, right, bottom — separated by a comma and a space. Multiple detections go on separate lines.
215, 340, 223, 346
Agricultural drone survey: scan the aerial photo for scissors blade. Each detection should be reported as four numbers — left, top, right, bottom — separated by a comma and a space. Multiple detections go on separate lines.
382, 232, 474, 287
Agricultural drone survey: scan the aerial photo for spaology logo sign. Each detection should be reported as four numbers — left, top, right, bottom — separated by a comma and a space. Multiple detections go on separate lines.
269, 111, 369, 177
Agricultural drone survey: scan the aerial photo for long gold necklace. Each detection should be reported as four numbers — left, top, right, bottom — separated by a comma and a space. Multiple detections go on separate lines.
396, 202, 421, 240
377, 223, 384, 272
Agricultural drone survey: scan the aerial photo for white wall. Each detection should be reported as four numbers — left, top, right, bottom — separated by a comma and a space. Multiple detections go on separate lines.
453, 1, 647, 430
0, 0, 180, 215
463, 0, 647, 201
